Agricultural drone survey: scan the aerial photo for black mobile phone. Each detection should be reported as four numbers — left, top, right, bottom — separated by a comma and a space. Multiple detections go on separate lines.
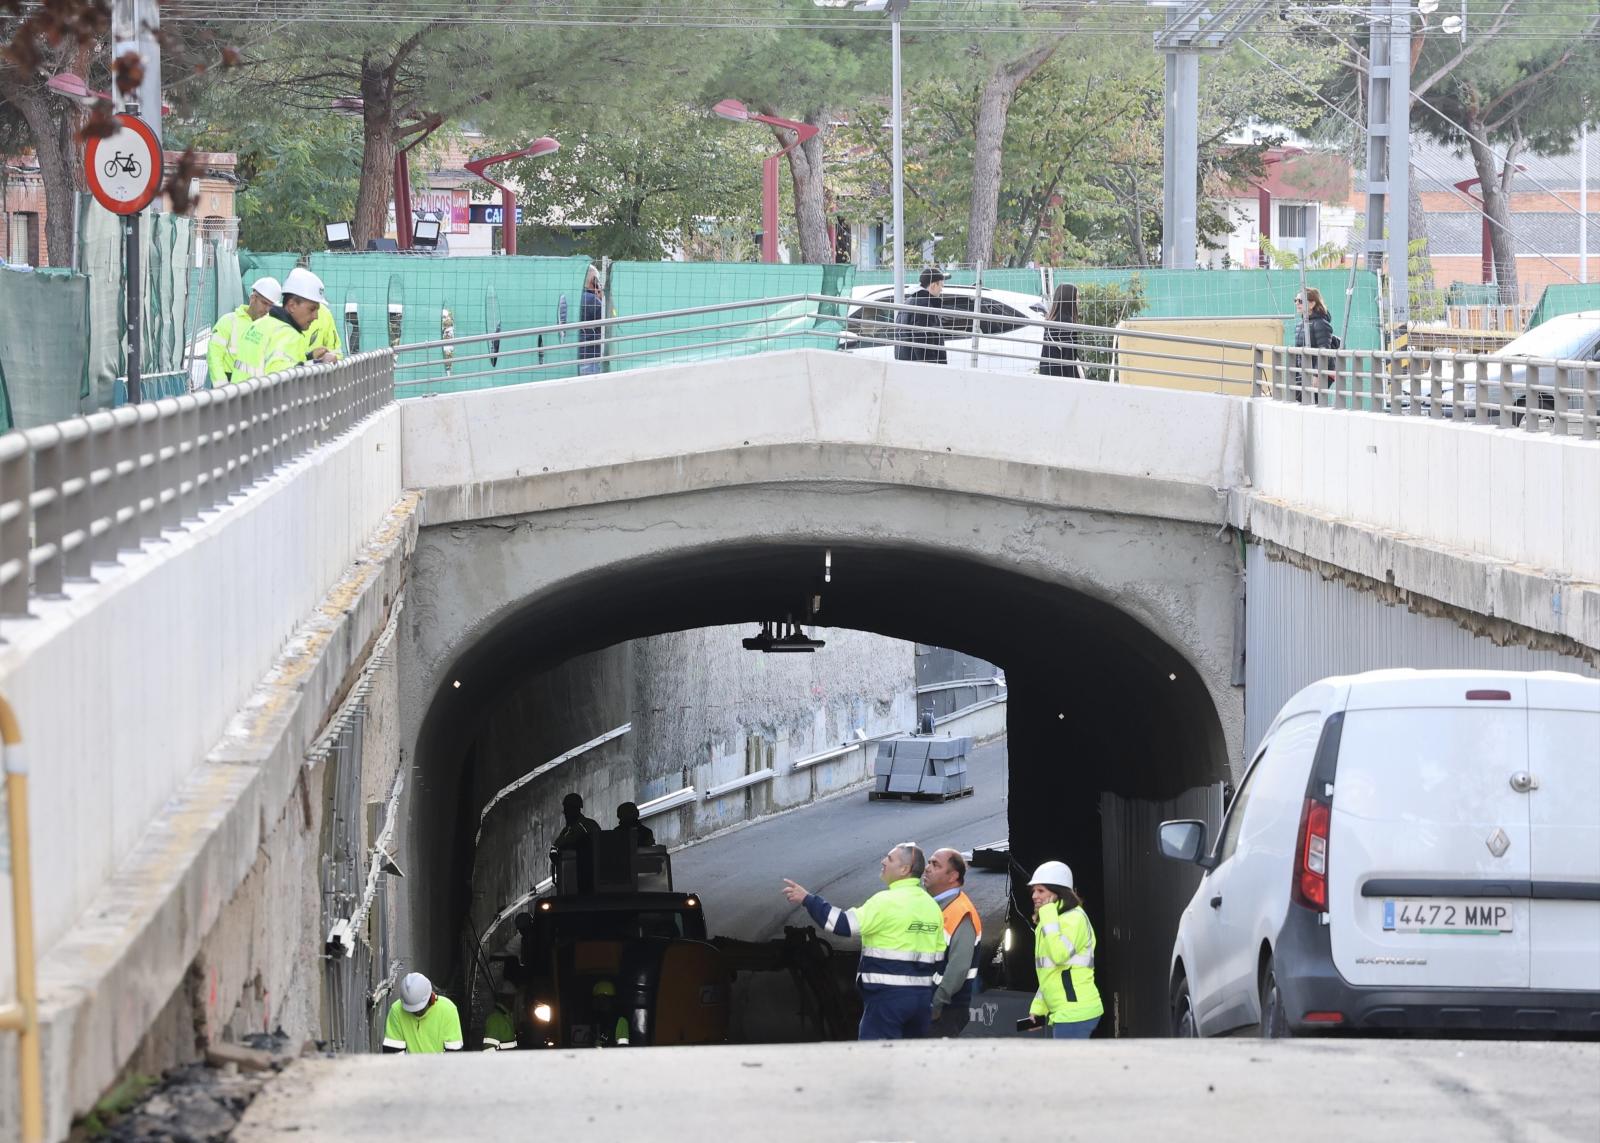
1015, 1015, 1044, 1032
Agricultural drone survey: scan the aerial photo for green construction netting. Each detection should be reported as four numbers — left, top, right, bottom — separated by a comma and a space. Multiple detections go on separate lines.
78, 196, 124, 407
296, 252, 592, 395
1445, 281, 1502, 307
1044, 267, 1384, 352
0, 267, 89, 429
1528, 284, 1600, 330
605, 261, 853, 370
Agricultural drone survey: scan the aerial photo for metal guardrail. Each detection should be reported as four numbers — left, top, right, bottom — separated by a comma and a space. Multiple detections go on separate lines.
394, 293, 1600, 441
0, 352, 394, 631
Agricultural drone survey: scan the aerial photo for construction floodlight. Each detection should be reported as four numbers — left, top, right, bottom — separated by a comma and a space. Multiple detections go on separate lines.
412, 217, 442, 249
325, 221, 354, 251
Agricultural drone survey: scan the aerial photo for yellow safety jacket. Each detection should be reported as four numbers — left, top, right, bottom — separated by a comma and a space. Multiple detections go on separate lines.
305, 305, 342, 357
233, 308, 311, 378
1029, 899, 1103, 1025
804, 877, 946, 991
207, 306, 252, 385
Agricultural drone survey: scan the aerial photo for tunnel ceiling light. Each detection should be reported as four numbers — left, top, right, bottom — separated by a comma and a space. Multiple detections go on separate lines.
1168, 673, 1177, 681
453, 679, 462, 689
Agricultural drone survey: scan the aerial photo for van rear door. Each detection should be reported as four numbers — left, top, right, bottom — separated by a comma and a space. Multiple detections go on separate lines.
1328, 678, 1531, 990
1527, 675, 1600, 992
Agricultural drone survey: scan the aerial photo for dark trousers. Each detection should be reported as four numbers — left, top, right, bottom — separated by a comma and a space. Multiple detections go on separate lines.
930, 1003, 971, 1038
858, 986, 933, 1041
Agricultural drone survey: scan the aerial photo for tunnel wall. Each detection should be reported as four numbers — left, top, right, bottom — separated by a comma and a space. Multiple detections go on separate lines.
465, 626, 917, 954
1243, 542, 1599, 755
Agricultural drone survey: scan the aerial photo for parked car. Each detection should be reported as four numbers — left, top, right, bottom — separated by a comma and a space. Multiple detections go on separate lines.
838, 285, 1047, 374
1404, 311, 1600, 421
1159, 668, 1600, 1038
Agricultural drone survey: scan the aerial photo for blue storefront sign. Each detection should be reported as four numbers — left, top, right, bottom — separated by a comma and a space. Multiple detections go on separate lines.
469, 204, 525, 227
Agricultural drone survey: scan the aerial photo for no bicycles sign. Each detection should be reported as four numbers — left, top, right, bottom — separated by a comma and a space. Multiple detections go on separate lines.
85, 113, 162, 215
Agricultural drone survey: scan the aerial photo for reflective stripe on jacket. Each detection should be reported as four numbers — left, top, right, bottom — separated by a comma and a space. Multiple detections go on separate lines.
802, 877, 946, 990
1028, 900, 1103, 1025
382, 996, 464, 1053
234, 308, 309, 378
207, 307, 250, 385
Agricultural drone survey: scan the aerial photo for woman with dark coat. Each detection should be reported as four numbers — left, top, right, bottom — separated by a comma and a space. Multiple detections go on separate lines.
1039, 282, 1084, 379
1293, 286, 1336, 402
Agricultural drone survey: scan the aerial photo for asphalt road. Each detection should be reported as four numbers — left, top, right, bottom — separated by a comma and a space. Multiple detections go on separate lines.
672, 735, 1014, 947
237, 1039, 1600, 1143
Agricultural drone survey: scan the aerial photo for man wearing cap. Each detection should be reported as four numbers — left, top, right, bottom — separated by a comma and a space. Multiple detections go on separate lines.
234, 266, 335, 378
207, 276, 280, 385
895, 267, 950, 364
382, 971, 464, 1053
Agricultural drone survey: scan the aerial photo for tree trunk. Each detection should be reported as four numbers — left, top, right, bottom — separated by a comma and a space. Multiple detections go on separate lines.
967, 43, 1058, 267
1465, 119, 1519, 303
778, 110, 831, 264
352, 57, 397, 250
0, 72, 83, 267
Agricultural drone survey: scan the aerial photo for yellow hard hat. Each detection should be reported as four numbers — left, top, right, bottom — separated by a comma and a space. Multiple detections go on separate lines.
591, 980, 616, 998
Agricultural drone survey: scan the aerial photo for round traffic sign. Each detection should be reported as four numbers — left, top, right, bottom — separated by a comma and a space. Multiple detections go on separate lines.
85, 113, 162, 215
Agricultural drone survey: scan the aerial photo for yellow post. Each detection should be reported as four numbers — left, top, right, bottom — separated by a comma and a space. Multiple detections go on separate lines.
0, 694, 43, 1143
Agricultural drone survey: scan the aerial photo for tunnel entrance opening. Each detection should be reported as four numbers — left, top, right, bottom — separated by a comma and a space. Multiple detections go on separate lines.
408, 539, 1232, 1044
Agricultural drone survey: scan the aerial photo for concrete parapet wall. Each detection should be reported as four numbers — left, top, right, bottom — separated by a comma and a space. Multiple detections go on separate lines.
1243, 402, 1600, 652
400, 349, 1247, 528
0, 407, 403, 1004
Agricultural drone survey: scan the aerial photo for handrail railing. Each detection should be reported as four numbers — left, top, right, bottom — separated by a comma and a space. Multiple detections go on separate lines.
0, 352, 395, 636
392, 293, 1600, 440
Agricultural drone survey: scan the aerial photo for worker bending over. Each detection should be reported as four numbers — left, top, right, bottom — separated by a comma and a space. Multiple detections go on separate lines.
383, 972, 464, 1053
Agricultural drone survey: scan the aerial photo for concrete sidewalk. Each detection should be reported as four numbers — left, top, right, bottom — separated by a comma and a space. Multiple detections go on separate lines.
235, 1038, 1600, 1142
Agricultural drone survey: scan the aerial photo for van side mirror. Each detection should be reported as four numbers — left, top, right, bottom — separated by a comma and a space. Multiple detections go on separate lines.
1158, 820, 1215, 869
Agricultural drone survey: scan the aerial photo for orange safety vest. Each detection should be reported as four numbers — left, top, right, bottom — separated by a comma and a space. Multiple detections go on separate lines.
940, 891, 983, 990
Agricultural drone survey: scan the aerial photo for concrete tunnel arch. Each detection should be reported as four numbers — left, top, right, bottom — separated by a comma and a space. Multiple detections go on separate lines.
398, 479, 1244, 1035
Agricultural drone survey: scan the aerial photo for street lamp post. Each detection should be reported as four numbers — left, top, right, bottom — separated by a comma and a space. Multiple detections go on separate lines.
712, 100, 820, 264
465, 138, 561, 256
815, 0, 909, 301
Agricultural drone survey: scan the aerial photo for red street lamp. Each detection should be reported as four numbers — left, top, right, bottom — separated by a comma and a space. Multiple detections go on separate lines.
1455, 166, 1525, 286
712, 99, 819, 264
465, 137, 560, 257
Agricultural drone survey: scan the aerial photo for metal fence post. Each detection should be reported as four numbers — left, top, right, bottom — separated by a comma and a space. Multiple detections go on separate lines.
1552, 364, 1570, 438
0, 437, 33, 618
29, 429, 64, 599
1582, 363, 1598, 442
60, 419, 93, 582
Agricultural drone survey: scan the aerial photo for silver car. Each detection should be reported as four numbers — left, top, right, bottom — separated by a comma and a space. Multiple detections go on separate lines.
1411, 311, 1600, 423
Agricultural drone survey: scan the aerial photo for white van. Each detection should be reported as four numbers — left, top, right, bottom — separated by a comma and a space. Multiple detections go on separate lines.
1159, 669, 1600, 1037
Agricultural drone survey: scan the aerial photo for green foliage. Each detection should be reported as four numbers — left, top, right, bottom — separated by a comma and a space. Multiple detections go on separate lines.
171, 112, 363, 254
508, 107, 769, 262
1075, 277, 1146, 380
1408, 237, 1443, 322
79, 1073, 156, 1138
1260, 235, 1348, 270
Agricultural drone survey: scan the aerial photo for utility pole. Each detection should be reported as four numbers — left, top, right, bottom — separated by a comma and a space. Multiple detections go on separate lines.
1581, 121, 1590, 284
1364, 0, 1410, 342
111, 0, 161, 402
1153, 2, 1272, 270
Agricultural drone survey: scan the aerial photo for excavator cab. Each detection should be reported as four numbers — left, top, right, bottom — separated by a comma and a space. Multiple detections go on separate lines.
515, 829, 730, 1047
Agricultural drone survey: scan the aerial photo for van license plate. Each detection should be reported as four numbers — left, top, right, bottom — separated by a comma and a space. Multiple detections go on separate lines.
1383, 899, 1513, 935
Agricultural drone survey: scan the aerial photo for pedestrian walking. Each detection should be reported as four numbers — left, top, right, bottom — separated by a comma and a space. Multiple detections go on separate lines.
1292, 287, 1337, 404
578, 265, 604, 375
923, 847, 982, 1037
895, 268, 950, 364
1020, 861, 1102, 1039
1039, 282, 1084, 379
782, 842, 946, 1040
206, 276, 279, 385
382, 972, 464, 1053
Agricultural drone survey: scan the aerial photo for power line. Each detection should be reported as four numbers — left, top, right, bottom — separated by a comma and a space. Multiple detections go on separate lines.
1239, 36, 1584, 287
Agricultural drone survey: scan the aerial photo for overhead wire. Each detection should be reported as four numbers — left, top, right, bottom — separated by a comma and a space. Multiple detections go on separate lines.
1238, 36, 1585, 286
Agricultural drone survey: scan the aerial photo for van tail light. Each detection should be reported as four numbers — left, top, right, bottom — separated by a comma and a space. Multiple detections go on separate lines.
1302, 1011, 1344, 1025
1291, 797, 1331, 911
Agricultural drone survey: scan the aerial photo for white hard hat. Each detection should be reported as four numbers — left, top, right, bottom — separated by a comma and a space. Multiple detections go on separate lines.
399, 971, 433, 1013
1029, 860, 1074, 889
281, 266, 328, 305
249, 276, 282, 306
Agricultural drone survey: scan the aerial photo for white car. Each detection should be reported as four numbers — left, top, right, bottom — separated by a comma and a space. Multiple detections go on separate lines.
1159, 669, 1600, 1037
1402, 311, 1600, 420
838, 285, 1048, 374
